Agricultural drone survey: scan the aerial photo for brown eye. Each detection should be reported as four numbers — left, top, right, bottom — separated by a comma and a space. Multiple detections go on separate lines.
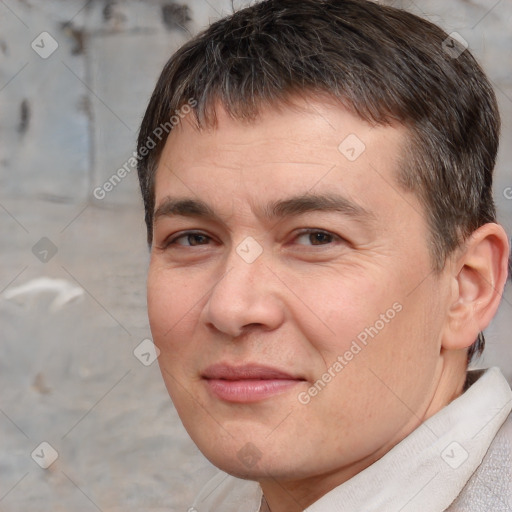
295, 230, 338, 246
167, 232, 211, 247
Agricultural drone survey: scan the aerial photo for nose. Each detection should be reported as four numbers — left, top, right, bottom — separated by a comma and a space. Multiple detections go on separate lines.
201, 244, 285, 338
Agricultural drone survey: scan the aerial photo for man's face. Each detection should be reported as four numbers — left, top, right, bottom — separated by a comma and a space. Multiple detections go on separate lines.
147, 97, 451, 483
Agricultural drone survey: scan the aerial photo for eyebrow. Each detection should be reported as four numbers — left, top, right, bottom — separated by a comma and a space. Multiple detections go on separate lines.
154, 193, 375, 226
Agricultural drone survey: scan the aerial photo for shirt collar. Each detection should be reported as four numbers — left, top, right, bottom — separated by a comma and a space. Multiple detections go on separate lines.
306, 367, 512, 511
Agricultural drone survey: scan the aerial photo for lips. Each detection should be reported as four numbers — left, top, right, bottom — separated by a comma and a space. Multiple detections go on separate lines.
201, 364, 305, 403
202, 364, 300, 381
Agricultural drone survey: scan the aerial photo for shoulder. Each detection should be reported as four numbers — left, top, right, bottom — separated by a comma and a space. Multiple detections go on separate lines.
446, 410, 512, 511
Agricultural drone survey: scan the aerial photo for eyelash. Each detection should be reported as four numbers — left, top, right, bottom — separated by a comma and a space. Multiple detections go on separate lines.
163, 229, 343, 248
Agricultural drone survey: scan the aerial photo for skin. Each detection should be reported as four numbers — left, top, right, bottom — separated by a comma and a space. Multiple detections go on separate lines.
146, 95, 509, 511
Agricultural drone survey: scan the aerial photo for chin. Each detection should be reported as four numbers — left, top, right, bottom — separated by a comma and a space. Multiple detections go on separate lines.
199, 440, 310, 481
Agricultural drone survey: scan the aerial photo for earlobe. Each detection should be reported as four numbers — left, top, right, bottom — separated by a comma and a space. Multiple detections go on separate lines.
442, 223, 509, 351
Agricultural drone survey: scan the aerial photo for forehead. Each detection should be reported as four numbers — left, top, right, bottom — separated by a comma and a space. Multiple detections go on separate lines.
153, 96, 417, 224
165, 97, 401, 160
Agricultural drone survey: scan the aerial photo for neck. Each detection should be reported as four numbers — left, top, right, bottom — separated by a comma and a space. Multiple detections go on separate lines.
259, 350, 468, 512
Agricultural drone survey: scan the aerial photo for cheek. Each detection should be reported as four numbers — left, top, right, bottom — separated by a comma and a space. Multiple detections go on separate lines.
147, 266, 200, 351
296, 266, 440, 405
147, 268, 204, 412
293, 270, 396, 359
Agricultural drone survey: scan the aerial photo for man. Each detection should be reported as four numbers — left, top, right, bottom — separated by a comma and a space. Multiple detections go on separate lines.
136, 0, 512, 510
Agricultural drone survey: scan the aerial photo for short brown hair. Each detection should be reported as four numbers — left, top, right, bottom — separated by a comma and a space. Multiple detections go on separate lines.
137, 0, 501, 361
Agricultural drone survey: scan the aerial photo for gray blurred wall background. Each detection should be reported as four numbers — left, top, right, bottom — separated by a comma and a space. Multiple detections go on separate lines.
0, 0, 511, 510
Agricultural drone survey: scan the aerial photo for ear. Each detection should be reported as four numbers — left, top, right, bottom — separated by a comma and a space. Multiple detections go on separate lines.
442, 223, 510, 351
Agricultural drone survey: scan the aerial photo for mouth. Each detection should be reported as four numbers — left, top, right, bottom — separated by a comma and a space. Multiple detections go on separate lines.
201, 363, 306, 403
